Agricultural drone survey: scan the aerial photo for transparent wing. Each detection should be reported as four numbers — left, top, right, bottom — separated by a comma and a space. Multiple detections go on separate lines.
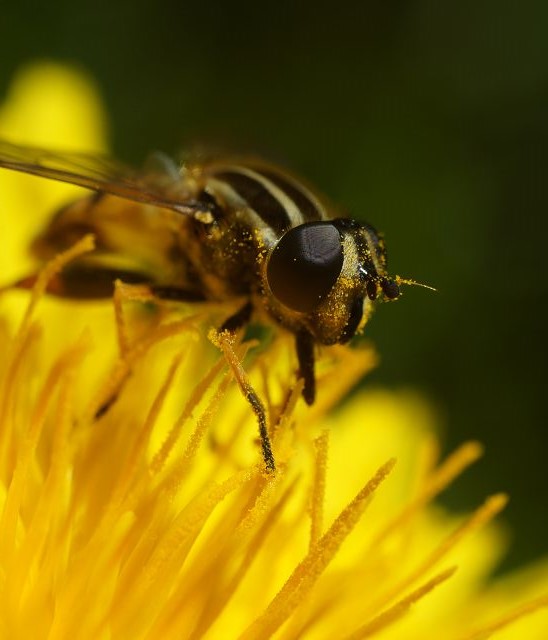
0, 138, 208, 217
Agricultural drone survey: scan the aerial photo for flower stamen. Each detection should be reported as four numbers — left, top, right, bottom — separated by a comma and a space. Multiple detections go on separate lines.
346, 566, 458, 639
459, 593, 548, 640
239, 458, 397, 640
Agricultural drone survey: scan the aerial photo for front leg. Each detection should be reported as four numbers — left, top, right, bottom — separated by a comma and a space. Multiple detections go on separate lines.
296, 330, 316, 405
216, 302, 276, 472
223, 305, 317, 406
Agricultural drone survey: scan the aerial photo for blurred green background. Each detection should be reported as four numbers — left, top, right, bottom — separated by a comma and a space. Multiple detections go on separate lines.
1, 1, 546, 571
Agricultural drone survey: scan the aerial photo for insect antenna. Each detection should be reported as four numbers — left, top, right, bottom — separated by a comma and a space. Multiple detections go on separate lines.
395, 276, 437, 292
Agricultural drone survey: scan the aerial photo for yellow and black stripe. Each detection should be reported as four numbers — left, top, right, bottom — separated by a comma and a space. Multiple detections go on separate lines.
204, 163, 328, 239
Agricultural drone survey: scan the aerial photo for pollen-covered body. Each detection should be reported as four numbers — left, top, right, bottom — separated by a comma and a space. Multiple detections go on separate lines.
30, 158, 391, 344
0, 141, 402, 408
33, 189, 261, 303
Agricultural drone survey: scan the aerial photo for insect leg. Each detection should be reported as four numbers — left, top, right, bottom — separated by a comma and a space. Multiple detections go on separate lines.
296, 330, 316, 405
9, 265, 151, 299
150, 286, 206, 302
95, 390, 125, 420
246, 385, 276, 473
214, 330, 275, 472
218, 303, 276, 470
219, 301, 253, 333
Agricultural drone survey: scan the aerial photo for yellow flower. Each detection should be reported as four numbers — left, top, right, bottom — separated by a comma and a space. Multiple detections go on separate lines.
0, 62, 547, 640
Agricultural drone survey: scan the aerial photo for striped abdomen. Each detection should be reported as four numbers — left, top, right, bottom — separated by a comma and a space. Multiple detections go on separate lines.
200, 162, 331, 243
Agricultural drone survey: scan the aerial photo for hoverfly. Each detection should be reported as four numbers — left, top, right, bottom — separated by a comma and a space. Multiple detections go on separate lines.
0, 139, 423, 470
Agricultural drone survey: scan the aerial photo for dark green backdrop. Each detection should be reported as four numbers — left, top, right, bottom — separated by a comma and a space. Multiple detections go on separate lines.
1, 0, 546, 571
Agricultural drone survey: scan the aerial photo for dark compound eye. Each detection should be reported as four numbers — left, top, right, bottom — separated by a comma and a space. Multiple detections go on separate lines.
266, 222, 344, 313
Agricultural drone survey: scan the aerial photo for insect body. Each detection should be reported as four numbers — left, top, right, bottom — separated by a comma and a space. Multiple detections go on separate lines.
0, 139, 409, 468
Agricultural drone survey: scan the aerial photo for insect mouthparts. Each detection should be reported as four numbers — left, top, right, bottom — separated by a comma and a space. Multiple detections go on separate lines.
380, 278, 400, 300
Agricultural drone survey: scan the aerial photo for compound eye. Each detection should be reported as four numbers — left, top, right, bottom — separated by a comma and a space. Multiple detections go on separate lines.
266, 222, 344, 312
